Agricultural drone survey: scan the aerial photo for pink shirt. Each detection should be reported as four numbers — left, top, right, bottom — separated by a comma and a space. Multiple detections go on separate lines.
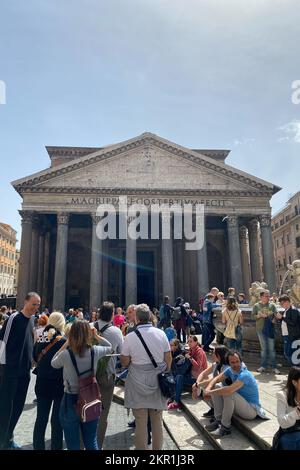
113, 314, 125, 328
189, 345, 208, 379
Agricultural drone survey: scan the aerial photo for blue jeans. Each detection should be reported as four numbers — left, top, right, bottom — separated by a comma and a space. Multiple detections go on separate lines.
256, 331, 277, 368
59, 393, 99, 450
279, 431, 300, 450
174, 374, 196, 403
282, 336, 292, 365
202, 323, 215, 350
225, 338, 242, 354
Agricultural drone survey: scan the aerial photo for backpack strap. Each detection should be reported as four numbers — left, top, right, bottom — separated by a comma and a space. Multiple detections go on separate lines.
134, 329, 158, 368
68, 347, 95, 377
93, 322, 112, 334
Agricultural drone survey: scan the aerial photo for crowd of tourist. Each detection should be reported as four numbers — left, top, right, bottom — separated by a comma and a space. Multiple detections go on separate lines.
0, 286, 300, 451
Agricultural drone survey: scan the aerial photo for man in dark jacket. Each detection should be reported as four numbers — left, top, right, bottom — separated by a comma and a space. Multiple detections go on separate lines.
277, 295, 300, 365
0, 292, 40, 449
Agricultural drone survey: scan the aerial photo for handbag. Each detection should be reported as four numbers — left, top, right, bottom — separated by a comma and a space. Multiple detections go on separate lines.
68, 347, 102, 423
134, 330, 175, 399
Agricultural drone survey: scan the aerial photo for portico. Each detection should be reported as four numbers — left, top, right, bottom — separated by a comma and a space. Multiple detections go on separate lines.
12, 133, 280, 310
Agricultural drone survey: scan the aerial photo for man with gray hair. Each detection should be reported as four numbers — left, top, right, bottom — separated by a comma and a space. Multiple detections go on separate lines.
121, 303, 172, 450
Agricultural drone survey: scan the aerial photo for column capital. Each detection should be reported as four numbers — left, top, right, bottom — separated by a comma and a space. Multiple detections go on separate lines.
227, 215, 238, 227
248, 218, 259, 232
57, 212, 70, 225
259, 214, 271, 227
91, 214, 101, 225
239, 226, 248, 239
19, 210, 34, 224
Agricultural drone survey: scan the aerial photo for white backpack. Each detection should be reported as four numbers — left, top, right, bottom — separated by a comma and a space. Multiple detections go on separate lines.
0, 312, 18, 365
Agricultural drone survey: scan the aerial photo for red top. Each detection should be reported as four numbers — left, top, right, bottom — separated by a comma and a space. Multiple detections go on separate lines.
113, 314, 125, 328
189, 345, 208, 379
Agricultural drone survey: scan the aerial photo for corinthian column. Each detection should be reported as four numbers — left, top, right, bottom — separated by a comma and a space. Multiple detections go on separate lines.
248, 218, 262, 282
17, 211, 34, 308
227, 215, 243, 293
90, 215, 103, 309
126, 217, 137, 306
29, 216, 40, 292
161, 213, 175, 305
259, 214, 276, 294
53, 213, 69, 312
239, 226, 251, 294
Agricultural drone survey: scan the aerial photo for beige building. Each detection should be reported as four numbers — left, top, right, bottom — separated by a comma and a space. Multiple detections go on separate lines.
0, 222, 17, 296
272, 191, 300, 291
14, 249, 20, 295
12, 132, 280, 310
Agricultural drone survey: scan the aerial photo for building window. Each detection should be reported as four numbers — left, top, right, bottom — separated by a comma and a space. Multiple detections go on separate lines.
296, 236, 300, 248
279, 275, 282, 281
283, 258, 286, 267
287, 234, 290, 243
275, 223, 279, 229
278, 260, 281, 268
289, 256, 292, 264
295, 206, 299, 216
282, 237, 284, 246
280, 219, 284, 226
297, 224, 299, 231
276, 239, 279, 248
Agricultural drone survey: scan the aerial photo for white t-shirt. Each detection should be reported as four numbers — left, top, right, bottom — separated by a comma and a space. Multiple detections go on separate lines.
121, 323, 170, 365
281, 310, 289, 337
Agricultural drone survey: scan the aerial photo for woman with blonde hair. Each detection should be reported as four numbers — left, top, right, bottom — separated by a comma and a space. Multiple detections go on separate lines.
222, 297, 243, 352
51, 320, 112, 450
33, 312, 66, 449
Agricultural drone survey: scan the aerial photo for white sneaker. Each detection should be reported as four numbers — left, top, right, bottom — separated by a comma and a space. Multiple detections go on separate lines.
256, 367, 266, 373
272, 368, 281, 374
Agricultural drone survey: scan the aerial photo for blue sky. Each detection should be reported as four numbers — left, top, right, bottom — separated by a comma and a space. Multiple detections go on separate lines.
1, 0, 300, 242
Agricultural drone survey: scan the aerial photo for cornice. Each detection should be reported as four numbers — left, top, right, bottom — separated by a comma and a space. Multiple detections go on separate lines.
12, 134, 280, 194
16, 186, 274, 198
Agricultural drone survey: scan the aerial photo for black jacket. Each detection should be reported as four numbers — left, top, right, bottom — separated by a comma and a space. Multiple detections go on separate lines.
284, 307, 300, 342
33, 327, 65, 398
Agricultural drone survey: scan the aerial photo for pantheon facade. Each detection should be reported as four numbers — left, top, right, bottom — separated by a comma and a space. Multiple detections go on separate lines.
12, 133, 280, 311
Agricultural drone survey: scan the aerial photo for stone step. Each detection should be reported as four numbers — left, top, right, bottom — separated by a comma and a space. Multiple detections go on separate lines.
113, 385, 214, 450
181, 394, 259, 450
114, 385, 258, 451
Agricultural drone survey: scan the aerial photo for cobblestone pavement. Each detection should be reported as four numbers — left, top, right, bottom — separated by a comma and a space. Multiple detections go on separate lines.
14, 375, 177, 450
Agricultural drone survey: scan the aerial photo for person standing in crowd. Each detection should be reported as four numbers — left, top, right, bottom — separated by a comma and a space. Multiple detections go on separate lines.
32, 312, 66, 450
0, 292, 41, 450
173, 297, 188, 344
204, 350, 267, 438
222, 297, 243, 352
158, 296, 173, 330
94, 302, 124, 449
168, 335, 207, 411
237, 293, 247, 304
227, 287, 236, 299
51, 320, 112, 450
113, 307, 125, 329
120, 304, 172, 450
274, 366, 300, 450
202, 294, 219, 352
121, 304, 137, 336
252, 290, 280, 374
277, 295, 300, 366
34, 313, 49, 343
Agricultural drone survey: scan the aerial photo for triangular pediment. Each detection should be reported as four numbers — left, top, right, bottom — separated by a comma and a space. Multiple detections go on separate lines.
12, 133, 280, 195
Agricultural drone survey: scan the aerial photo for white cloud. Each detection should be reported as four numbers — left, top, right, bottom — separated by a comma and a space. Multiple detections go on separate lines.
278, 120, 300, 143
233, 138, 255, 146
